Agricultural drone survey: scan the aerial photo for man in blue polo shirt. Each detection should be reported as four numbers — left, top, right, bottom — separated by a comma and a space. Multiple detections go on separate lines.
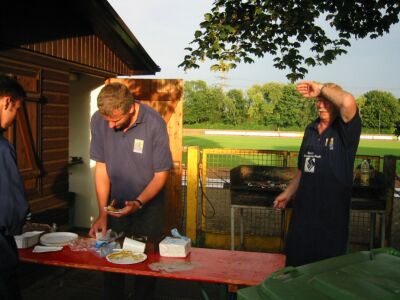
0, 75, 29, 300
89, 82, 172, 299
274, 80, 361, 267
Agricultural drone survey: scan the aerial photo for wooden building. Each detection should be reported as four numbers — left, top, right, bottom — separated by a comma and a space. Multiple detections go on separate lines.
0, 0, 183, 231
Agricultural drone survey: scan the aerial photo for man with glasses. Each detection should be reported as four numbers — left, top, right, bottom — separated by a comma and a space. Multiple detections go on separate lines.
274, 81, 361, 267
89, 82, 172, 299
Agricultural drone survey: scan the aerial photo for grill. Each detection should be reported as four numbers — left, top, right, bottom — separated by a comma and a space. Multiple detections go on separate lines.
229, 165, 297, 250
230, 165, 297, 207
229, 165, 388, 251
230, 165, 387, 209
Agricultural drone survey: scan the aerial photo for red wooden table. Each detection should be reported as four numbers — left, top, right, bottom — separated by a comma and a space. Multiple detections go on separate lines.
19, 242, 285, 296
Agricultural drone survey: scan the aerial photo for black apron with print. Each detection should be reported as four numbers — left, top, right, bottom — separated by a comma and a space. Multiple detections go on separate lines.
285, 114, 360, 267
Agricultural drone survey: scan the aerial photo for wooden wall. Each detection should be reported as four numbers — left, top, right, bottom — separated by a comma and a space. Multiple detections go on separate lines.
0, 51, 83, 225
21, 35, 133, 76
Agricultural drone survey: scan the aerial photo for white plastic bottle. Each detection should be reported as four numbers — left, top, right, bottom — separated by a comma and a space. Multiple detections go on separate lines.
360, 160, 370, 186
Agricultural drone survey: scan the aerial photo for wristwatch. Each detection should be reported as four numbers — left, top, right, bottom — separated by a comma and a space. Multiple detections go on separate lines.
133, 198, 143, 209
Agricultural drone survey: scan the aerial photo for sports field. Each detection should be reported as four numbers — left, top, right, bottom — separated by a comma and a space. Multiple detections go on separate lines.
183, 134, 400, 173
183, 135, 400, 157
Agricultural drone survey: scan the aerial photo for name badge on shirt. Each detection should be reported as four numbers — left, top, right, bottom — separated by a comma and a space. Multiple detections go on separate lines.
133, 139, 144, 154
304, 157, 316, 173
329, 137, 334, 150
325, 137, 334, 150
303, 153, 321, 173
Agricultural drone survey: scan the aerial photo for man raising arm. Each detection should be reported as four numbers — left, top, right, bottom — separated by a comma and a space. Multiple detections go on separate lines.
274, 80, 361, 267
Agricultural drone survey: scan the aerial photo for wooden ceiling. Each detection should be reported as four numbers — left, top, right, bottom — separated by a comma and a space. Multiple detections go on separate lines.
0, 0, 160, 75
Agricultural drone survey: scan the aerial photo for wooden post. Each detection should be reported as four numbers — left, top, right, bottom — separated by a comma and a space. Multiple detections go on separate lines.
186, 146, 200, 244
383, 155, 397, 247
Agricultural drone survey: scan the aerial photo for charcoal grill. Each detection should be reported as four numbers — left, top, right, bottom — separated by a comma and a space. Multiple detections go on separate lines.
230, 165, 297, 207
229, 165, 297, 250
229, 165, 388, 250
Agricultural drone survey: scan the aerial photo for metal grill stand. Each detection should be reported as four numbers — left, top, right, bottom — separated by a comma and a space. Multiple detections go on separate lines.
229, 165, 297, 250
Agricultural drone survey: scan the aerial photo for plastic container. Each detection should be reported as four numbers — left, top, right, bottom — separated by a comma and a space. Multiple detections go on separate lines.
14, 231, 43, 248
238, 248, 400, 300
98, 241, 121, 257
360, 159, 370, 186
159, 237, 191, 257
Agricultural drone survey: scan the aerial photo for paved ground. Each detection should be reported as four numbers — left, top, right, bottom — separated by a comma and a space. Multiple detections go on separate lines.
19, 263, 223, 300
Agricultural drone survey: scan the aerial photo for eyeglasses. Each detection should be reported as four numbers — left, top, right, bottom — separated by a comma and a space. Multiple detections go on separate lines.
104, 111, 131, 128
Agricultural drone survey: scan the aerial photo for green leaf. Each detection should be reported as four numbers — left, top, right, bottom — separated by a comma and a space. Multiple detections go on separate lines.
224, 25, 236, 33
194, 30, 203, 38
210, 64, 221, 71
298, 67, 308, 74
339, 39, 351, 47
304, 57, 316, 66
204, 13, 213, 22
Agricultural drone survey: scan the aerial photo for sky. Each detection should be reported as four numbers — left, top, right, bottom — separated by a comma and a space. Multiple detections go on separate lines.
108, 0, 400, 98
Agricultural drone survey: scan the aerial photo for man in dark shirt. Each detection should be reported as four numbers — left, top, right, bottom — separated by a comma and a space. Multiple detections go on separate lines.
274, 81, 361, 267
88, 82, 172, 300
0, 75, 29, 300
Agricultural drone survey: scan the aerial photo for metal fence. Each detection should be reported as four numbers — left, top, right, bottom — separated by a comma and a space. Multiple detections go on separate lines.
200, 149, 287, 238
182, 147, 398, 252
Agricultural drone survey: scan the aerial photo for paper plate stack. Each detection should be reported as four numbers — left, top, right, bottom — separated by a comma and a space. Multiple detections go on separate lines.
40, 232, 78, 247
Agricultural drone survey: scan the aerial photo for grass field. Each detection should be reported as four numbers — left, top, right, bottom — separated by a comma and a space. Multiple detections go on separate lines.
183, 135, 400, 172
183, 135, 400, 156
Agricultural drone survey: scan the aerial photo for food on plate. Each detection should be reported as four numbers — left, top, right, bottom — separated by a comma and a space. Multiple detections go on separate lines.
105, 250, 147, 264
105, 199, 120, 212
107, 250, 144, 260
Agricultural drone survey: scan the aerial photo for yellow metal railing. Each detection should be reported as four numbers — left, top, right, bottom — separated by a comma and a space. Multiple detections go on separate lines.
186, 147, 289, 251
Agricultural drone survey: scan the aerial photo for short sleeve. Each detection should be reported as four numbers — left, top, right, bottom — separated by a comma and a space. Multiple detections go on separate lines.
297, 128, 308, 170
152, 120, 172, 172
338, 109, 362, 150
90, 111, 105, 162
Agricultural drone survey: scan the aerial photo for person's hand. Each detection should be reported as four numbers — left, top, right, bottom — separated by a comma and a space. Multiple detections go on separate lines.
106, 200, 141, 218
296, 81, 323, 98
273, 192, 290, 209
88, 215, 107, 238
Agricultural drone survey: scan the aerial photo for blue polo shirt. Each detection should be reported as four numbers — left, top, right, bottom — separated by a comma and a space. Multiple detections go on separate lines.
90, 102, 172, 207
285, 111, 361, 266
0, 134, 29, 271
298, 112, 361, 192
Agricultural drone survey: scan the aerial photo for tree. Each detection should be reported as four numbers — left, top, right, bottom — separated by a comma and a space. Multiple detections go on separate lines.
219, 93, 239, 125
272, 85, 313, 129
355, 95, 367, 113
361, 90, 400, 131
184, 80, 220, 124
394, 121, 400, 139
247, 85, 274, 125
226, 89, 248, 124
260, 83, 285, 106
184, 80, 208, 124
180, 1, 400, 81
184, 80, 228, 124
